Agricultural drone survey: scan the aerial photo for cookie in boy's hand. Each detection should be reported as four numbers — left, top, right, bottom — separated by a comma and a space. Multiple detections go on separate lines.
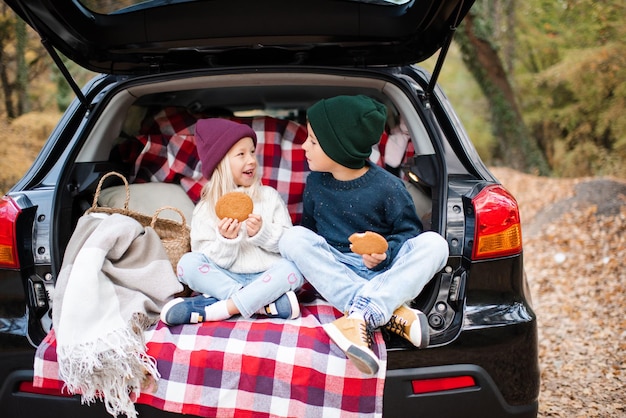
215, 192, 253, 222
349, 231, 388, 255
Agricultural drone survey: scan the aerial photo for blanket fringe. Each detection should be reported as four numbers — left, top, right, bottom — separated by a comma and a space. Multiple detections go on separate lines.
57, 314, 158, 418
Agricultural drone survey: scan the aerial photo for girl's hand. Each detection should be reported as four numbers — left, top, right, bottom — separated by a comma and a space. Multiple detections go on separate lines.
362, 252, 387, 269
246, 214, 262, 237
218, 217, 241, 239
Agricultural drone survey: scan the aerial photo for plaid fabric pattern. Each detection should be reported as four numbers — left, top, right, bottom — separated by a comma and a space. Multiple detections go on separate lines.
118, 108, 309, 224
34, 298, 386, 417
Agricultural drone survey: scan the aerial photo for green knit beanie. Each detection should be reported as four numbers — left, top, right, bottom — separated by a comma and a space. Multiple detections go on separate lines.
307, 95, 387, 168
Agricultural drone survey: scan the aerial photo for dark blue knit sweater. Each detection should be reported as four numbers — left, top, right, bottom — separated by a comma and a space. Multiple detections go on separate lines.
301, 162, 423, 270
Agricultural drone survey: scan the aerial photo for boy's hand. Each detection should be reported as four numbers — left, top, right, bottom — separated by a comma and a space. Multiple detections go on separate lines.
362, 252, 387, 269
218, 217, 241, 239
246, 214, 262, 237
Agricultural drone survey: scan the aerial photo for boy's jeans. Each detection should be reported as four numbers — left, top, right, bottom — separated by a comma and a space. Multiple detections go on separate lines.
176, 252, 304, 318
279, 226, 449, 328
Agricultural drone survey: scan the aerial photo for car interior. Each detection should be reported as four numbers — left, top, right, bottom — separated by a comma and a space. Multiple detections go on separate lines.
64, 73, 437, 246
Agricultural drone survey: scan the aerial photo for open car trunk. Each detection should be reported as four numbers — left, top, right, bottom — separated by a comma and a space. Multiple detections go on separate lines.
46, 68, 459, 347
6, 0, 473, 108
7, 0, 473, 73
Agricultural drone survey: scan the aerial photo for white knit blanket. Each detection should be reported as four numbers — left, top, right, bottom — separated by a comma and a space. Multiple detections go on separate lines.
52, 213, 183, 418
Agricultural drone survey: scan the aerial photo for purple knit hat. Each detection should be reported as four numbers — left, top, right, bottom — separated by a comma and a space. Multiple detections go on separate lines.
195, 118, 257, 179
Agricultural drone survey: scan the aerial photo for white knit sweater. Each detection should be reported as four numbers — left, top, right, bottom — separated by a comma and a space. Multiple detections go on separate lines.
190, 186, 292, 273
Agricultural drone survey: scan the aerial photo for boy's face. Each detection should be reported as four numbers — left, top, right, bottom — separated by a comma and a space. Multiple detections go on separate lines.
303, 122, 336, 172
227, 137, 257, 187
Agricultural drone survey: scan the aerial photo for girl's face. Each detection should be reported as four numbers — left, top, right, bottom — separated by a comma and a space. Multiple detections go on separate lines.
302, 122, 336, 172
227, 137, 257, 187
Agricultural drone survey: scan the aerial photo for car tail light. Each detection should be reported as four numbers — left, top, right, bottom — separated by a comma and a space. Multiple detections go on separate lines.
471, 185, 522, 260
412, 375, 476, 394
0, 196, 21, 269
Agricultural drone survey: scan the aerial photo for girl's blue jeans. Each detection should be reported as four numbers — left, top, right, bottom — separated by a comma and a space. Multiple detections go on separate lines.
279, 226, 449, 329
176, 252, 304, 318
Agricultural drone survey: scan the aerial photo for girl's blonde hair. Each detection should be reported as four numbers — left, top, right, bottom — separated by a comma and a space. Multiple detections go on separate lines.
200, 151, 261, 208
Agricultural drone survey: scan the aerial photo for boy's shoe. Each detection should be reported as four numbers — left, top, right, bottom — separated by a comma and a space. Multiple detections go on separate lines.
160, 294, 219, 325
384, 305, 430, 349
258, 290, 300, 319
323, 316, 380, 375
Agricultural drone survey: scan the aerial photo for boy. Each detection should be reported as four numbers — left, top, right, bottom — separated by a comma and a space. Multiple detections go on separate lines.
279, 95, 449, 375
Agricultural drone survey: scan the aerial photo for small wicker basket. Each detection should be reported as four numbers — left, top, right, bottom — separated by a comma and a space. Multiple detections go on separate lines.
86, 171, 191, 271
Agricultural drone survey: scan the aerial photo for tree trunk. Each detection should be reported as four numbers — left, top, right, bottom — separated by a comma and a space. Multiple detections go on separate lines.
16, 17, 28, 115
0, 13, 16, 118
455, 11, 550, 175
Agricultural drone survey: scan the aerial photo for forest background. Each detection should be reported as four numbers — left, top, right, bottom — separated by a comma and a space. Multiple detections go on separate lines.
0, 0, 625, 191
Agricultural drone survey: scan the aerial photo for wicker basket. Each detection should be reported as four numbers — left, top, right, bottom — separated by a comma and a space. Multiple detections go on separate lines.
86, 171, 191, 271
150, 206, 191, 271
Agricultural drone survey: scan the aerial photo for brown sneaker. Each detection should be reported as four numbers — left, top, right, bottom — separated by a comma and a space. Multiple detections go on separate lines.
323, 316, 380, 375
385, 305, 430, 349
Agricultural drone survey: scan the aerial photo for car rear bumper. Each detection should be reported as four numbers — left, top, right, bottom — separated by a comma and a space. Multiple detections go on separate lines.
384, 364, 538, 418
4, 364, 538, 418
2, 343, 538, 418
384, 303, 539, 418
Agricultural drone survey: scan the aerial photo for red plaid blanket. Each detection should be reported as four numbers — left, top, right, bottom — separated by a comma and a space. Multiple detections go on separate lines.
34, 298, 386, 417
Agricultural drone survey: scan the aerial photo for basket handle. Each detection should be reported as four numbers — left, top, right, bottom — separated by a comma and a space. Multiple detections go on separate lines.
151, 206, 188, 230
88, 171, 130, 213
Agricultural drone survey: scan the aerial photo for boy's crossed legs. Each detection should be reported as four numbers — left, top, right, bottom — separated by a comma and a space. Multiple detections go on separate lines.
280, 226, 448, 375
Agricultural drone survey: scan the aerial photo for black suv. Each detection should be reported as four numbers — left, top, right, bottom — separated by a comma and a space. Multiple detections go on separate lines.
0, 1, 539, 417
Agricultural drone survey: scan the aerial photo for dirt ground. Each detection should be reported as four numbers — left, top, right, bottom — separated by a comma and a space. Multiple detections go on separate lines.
490, 167, 626, 418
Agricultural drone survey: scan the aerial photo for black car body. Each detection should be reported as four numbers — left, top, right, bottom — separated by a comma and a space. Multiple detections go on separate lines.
0, 1, 539, 417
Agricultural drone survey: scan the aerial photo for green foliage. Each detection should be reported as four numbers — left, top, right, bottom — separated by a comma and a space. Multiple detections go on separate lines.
423, 44, 495, 162
525, 44, 626, 177
56, 57, 97, 112
454, 3, 551, 175
516, 0, 626, 178
466, 0, 495, 40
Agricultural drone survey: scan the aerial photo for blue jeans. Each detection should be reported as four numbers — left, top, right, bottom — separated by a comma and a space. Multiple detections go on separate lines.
279, 226, 449, 328
176, 252, 304, 318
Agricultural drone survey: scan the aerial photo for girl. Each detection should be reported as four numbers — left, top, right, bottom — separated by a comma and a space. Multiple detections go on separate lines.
161, 118, 304, 325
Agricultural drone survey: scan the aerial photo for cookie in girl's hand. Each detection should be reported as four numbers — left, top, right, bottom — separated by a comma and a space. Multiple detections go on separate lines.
215, 192, 253, 222
349, 231, 388, 255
